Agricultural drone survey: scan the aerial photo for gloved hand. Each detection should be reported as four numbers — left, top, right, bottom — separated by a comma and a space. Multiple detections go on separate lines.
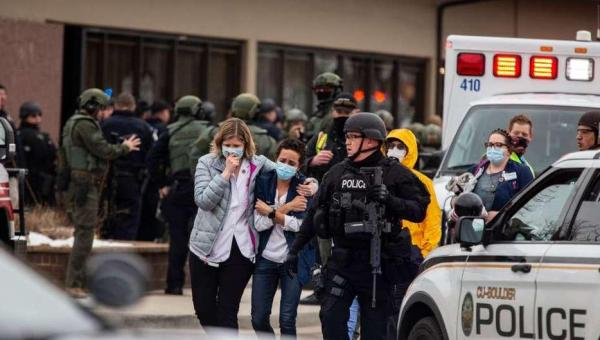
284, 252, 299, 278
367, 184, 389, 204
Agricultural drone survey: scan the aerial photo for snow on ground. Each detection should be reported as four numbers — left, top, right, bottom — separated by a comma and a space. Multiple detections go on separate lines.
28, 232, 134, 248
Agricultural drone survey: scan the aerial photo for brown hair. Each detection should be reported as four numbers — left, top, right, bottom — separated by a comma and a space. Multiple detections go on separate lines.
508, 114, 533, 134
489, 128, 512, 152
212, 118, 256, 158
276, 138, 306, 165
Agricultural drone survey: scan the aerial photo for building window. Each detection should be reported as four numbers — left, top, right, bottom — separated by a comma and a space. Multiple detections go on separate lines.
81, 28, 242, 122
257, 43, 428, 126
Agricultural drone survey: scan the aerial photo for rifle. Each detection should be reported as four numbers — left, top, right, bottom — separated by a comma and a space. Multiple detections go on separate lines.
343, 166, 391, 308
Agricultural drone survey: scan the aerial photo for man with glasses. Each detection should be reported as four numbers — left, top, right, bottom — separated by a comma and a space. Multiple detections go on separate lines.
286, 112, 429, 339
577, 111, 600, 151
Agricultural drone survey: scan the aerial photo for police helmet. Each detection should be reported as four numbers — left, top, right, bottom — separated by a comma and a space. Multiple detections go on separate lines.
454, 192, 484, 217
19, 101, 42, 119
375, 110, 394, 131
231, 93, 261, 121
201, 101, 216, 123
578, 111, 600, 138
408, 122, 427, 145
343, 112, 387, 141
78, 88, 110, 113
425, 123, 442, 147
285, 108, 308, 123
175, 95, 203, 118
312, 72, 343, 89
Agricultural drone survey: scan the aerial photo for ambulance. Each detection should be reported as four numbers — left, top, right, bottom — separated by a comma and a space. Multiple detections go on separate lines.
434, 32, 600, 225
397, 32, 600, 340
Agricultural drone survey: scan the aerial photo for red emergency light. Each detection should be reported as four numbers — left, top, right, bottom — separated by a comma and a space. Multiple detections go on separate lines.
493, 54, 521, 78
530, 56, 558, 79
457, 53, 485, 76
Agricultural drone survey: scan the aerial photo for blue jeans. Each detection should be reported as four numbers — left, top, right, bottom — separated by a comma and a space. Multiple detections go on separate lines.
251, 256, 303, 338
347, 297, 360, 339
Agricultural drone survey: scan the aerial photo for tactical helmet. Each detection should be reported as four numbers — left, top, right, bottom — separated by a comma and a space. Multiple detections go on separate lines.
579, 111, 600, 138
425, 123, 442, 147
313, 72, 343, 103
19, 101, 42, 119
375, 110, 394, 131
201, 101, 216, 123
343, 112, 387, 141
454, 192, 484, 217
312, 72, 343, 89
231, 93, 261, 121
78, 88, 110, 113
175, 95, 203, 118
285, 108, 308, 123
408, 122, 427, 145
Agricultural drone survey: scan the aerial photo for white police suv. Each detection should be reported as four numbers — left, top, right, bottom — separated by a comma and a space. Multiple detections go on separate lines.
398, 150, 600, 340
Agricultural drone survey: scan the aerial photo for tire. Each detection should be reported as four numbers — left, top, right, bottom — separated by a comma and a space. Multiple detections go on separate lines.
407, 316, 443, 340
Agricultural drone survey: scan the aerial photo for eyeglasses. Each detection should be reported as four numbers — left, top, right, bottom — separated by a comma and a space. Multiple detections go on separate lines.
484, 142, 508, 148
345, 133, 363, 140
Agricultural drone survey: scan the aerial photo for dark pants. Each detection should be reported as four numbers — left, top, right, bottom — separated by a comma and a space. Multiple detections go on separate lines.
105, 174, 142, 240
251, 256, 303, 338
161, 184, 196, 291
319, 250, 393, 340
137, 179, 165, 241
190, 240, 254, 330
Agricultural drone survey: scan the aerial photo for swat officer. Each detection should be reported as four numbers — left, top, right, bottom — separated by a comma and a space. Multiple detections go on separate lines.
189, 93, 277, 164
308, 72, 343, 137
283, 108, 309, 143
285, 112, 429, 339
100, 93, 154, 240
17, 101, 57, 206
147, 95, 210, 295
59, 88, 140, 296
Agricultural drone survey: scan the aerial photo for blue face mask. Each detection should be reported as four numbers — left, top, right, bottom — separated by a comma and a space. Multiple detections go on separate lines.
486, 146, 505, 165
222, 146, 244, 158
276, 161, 297, 180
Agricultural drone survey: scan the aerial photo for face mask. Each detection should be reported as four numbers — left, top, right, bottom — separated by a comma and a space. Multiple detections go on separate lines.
275, 161, 297, 180
333, 116, 348, 136
486, 146, 505, 165
222, 146, 244, 158
387, 147, 407, 162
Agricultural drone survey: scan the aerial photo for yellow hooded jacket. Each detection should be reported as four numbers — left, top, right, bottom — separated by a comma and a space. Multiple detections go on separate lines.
385, 129, 441, 257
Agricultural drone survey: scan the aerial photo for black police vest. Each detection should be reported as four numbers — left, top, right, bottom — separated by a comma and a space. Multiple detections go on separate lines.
329, 164, 371, 240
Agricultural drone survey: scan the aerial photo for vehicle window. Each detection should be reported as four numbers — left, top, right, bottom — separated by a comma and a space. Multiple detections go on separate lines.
442, 105, 585, 175
570, 173, 600, 242
502, 169, 583, 241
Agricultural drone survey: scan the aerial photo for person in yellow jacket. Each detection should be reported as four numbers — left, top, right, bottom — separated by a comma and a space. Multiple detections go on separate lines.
384, 128, 441, 257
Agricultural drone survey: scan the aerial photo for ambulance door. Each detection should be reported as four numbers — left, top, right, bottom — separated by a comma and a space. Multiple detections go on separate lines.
535, 168, 600, 340
457, 167, 585, 339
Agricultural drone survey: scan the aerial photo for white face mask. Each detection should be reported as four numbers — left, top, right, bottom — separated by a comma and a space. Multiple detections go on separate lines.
387, 147, 407, 162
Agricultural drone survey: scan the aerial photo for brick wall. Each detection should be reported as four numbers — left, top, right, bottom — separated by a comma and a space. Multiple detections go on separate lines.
27, 241, 190, 291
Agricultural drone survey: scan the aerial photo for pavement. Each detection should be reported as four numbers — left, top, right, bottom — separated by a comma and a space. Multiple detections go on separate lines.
95, 287, 324, 339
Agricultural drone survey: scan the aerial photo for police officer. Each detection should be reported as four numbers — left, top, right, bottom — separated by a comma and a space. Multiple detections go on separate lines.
189, 93, 277, 163
147, 95, 210, 295
100, 93, 154, 240
17, 101, 57, 206
285, 112, 429, 339
254, 98, 283, 141
283, 108, 309, 143
145, 100, 171, 139
59, 88, 140, 296
309, 72, 343, 136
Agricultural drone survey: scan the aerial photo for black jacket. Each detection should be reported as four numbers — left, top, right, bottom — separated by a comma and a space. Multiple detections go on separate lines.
304, 122, 347, 182
290, 151, 430, 252
101, 110, 154, 172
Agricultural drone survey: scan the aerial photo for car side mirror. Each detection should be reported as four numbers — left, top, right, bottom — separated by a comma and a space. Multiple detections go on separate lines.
0, 117, 16, 162
457, 217, 485, 248
86, 252, 150, 308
